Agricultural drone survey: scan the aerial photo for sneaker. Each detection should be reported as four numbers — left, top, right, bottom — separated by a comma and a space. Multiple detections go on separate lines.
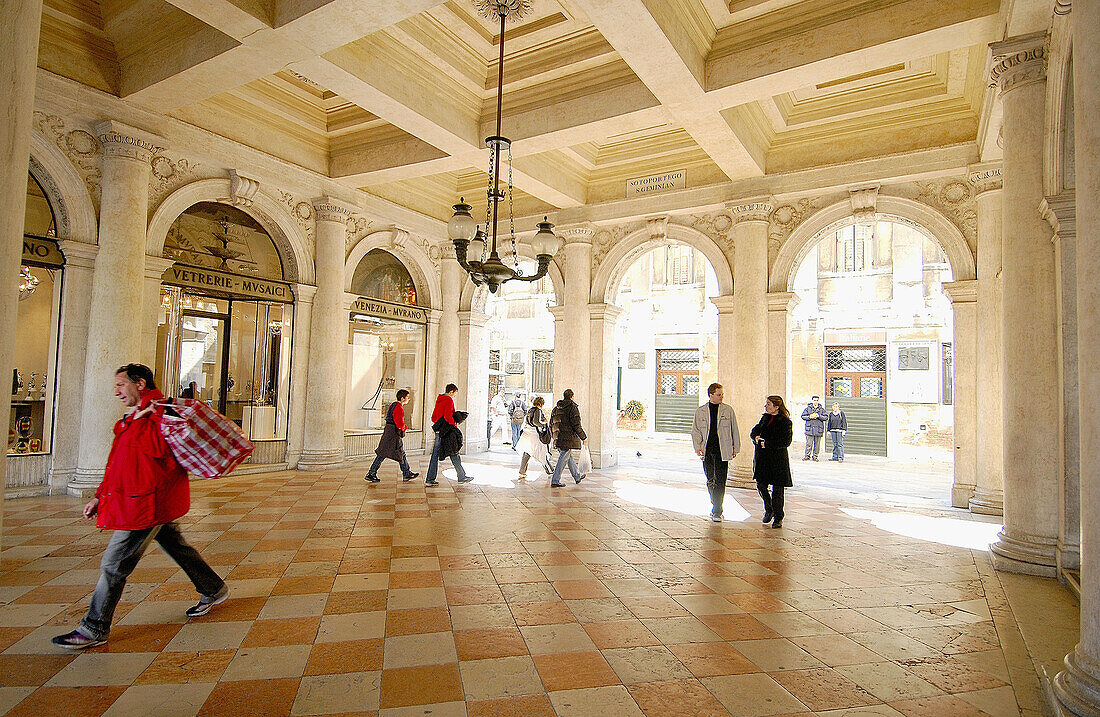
710, 514, 722, 522
51, 629, 106, 650
550, 482, 563, 487
186, 585, 229, 618
402, 472, 419, 482
762, 511, 773, 524
425, 480, 438, 486
812, 457, 819, 461
457, 475, 474, 483
574, 474, 585, 484
365, 475, 380, 483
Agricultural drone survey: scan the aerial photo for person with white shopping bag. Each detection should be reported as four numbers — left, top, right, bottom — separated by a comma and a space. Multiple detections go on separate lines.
548, 388, 589, 486
52, 364, 230, 649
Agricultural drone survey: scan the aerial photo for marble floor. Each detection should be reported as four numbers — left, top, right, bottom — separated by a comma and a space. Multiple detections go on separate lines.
0, 458, 1078, 716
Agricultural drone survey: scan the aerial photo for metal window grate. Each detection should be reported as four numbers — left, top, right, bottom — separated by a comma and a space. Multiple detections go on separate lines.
657, 349, 700, 370
531, 350, 553, 393
826, 347, 886, 372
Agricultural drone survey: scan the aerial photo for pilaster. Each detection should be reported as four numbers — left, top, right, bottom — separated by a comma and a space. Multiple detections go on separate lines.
458, 310, 490, 454
588, 303, 624, 469
766, 292, 798, 399
943, 280, 978, 509
284, 283, 316, 468
141, 255, 175, 368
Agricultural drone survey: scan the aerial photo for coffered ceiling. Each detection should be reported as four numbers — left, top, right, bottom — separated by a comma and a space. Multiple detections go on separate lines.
37, 0, 1006, 221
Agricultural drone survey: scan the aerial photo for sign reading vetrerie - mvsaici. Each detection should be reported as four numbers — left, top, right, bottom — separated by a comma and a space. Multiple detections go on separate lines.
626, 170, 686, 197
162, 264, 294, 303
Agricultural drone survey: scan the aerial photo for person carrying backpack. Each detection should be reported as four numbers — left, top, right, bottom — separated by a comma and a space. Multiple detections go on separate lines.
508, 391, 528, 449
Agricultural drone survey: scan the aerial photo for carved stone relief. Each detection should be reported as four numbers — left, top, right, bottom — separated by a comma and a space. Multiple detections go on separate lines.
909, 178, 978, 253
149, 153, 201, 208
591, 222, 642, 275
768, 197, 822, 266
276, 190, 315, 249
688, 211, 735, 254
32, 111, 101, 212
345, 216, 375, 255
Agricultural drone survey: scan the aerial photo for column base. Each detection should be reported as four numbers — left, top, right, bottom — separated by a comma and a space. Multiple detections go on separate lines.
462, 438, 488, 455
591, 450, 617, 470
1053, 649, 1100, 716
730, 464, 756, 491
969, 489, 1004, 516
297, 449, 345, 470
66, 467, 103, 498
952, 483, 975, 509
990, 528, 1058, 577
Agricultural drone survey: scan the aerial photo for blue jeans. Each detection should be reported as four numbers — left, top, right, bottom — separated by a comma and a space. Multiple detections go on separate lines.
551, 448, 582, 485
367, 452, 413, 479
426, 432, 467, 483
80, 522, 223, 639
511, 422, 522, 447
830, 430, 845, 460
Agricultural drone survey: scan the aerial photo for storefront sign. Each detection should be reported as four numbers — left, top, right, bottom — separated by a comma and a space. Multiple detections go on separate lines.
626, 169, 686, 197
162, 264, 293, 303
22, 236, 64, 268
350, 296, 427, 324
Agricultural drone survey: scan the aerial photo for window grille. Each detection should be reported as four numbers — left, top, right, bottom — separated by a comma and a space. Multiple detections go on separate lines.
657, 348, 700, 370
489, 350, 501, 372
531, 350, 553, 393
825, 347, 886, 372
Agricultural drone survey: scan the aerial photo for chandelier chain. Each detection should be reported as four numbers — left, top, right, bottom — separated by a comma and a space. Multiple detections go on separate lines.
483, 147, 496, 262
508, 143, 518, 273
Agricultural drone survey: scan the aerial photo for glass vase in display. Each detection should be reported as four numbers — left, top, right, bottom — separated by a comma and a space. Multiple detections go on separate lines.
14, 416, 31, 453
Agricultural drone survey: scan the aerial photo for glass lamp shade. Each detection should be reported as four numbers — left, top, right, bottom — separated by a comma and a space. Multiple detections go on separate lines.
468, 228, 486, 260
530, 217, 561, 257
448, 199, 477, 242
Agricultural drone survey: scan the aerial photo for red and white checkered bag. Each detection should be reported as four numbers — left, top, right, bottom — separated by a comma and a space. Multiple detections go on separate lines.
155, 399, 254, 478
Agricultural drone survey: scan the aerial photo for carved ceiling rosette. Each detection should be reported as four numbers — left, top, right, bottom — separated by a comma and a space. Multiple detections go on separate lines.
32, 111, 102, 211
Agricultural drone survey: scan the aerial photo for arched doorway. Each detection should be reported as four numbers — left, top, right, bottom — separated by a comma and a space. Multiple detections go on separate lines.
155, 202, 296, 445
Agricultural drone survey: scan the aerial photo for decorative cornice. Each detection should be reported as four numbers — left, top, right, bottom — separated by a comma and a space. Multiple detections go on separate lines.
143, 255, 176, 280
1054, 0, 1070, 15
93, 120, 166, 163
1040, 192, 1076, 239
968, 164, 1003, 196
313, 196, 354, 224
228, 170, 260, 208
589, 303, 625, 323
990, 32, 1048, 94
439, 242, 458, 261
943, 280, 978, 303
728, 198, 774, 224
293, 283, 318, 303
848, 186, 879, 226
56, 240, 99, 268
709, 295, 737, 313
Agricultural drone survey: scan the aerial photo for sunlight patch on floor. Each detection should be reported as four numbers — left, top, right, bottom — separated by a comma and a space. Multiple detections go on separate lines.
614, 479, 751, 521
842, 507, 1003, 550
440, 461, 524, 489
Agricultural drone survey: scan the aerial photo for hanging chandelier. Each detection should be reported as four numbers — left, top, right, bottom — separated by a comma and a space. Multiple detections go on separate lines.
18, 266, 39, 301
447, 0, 562, 293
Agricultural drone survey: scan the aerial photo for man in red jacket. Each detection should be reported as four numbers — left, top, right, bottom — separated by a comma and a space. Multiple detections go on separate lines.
52, 364, 227, 649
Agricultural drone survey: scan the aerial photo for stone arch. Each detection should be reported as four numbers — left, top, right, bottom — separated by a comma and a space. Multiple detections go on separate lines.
28, 130, 98, 245
458, 250, 565, 312
769, 196, 976, 293
146, 178, 314, 284
590, 223, 734, 305
345, 229, 441, 310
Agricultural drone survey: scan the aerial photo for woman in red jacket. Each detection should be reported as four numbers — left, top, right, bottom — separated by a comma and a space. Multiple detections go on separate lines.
52, 364, 227, 649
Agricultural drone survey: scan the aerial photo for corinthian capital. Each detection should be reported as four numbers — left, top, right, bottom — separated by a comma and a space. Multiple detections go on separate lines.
313, 196, 354, 224
93, 120, 166, 163
728, 197, 774, 224
990, 32, 1048, 94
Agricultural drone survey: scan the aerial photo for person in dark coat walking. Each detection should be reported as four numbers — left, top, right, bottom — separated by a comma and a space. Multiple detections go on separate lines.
365, 389, 419, 483
548, 388, 587, 486
426, 384, 473, 486
801, 395, 826, 461
751, 395, 794, 529
827, 402, 848, 462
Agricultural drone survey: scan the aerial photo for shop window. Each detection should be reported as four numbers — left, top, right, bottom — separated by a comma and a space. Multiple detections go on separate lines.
349, 249, 418, 305
655, 349, 700, 395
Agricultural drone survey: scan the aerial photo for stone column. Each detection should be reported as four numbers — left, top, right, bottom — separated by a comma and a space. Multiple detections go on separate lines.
943, 281, 978, 509
560, 227, 594, 404
141, 256, 175, 369
988, 34, 1060, 576
298, 198, 352, 469
1054, 0, 1100, 709
0, 0, 41, 528
436, 245, 462, 395
458, 310, 490, 454
283, 283, 315, 468
588, 303, 623, 468
419, 312, 440, 453
549, 305, 566, 395
728, 199, 773, 482
47, 242, 96, 491
969, 165, 1005, 515
1042, 194, 1080, 574
767, 292, 798, 397
71, 121, 166, 496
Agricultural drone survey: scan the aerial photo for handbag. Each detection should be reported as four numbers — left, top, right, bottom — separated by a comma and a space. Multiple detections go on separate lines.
575, 445, 592, 474
155, 399, 254, 478
537, 425, 551, 445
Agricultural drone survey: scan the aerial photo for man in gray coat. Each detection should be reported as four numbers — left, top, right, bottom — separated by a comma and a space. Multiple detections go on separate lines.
691, 383, 741, 522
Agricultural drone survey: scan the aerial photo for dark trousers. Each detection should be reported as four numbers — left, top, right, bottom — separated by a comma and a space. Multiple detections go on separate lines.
80, 521, 223, 639
703, 451, 728, 516
804, 434, 821, 458
366, 452, 412, 479
426, 432, 467, 483
756, 481, 785, 521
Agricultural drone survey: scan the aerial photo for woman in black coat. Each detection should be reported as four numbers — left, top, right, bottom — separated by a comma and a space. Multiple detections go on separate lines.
749, 395, 794, 528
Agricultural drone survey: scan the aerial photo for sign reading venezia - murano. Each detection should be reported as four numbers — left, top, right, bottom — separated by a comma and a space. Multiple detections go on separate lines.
626, 169, 687, 197
162, 264, 294, 303
23, 236, 64, 268
350, 297, 428, 324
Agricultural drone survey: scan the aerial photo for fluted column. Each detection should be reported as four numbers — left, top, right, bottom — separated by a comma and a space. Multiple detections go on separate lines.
943, 281, 977, 509
588, 303, 623, 468
969, 165, 1004, 515
560, 227, 593, 404
728, 199, 773, 481
1043, 194, 1080, 574
298, 198, 352, 469
458, 310, 490, 454
71, 121, 166, 496
0, 0, 42, 528
284, 283, 315, 468
1054, 0, 1100, 709
988, 34, 1060, 576
436, 244, 462, 396
141, 256, 175, 369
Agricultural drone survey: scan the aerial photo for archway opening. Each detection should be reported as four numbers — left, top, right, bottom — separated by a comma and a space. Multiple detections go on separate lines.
788, 217, 955, 501
483, 259, 556, 455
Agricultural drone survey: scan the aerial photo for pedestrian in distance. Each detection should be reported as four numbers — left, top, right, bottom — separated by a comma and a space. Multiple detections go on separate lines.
509, 391, 528, 449
801, 395, 826, 461
52, 364, 228, 649
690, 382, 740, 522
365, 389, 419, 483
751, 395, 794, 528
516, 396, 553, 479
827, 401, 848, 462
548, 388, 587, 487
488, 387, 510, 447
426, 383, 473, 486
